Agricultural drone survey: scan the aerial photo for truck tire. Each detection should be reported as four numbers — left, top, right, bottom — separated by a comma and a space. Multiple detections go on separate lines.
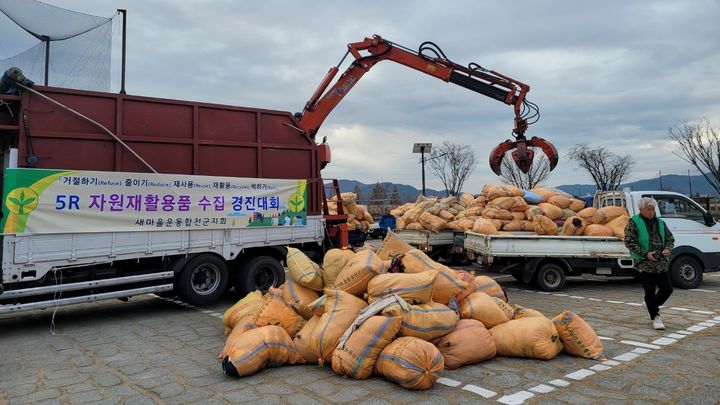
511, 269, 524, 282
237, 256, 285, 295
535, 263, 566, 292
670, 256, 703, 289
176, 254, 229, 306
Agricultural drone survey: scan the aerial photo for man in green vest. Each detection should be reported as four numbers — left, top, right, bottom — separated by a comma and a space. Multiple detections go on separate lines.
624, 197, 675, 330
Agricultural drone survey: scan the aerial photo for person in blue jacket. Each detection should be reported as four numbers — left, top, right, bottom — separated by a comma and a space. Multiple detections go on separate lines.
378, 207, 396, 238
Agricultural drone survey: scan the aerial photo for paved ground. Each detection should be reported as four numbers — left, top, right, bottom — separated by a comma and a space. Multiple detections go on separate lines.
1, 267, 719, 404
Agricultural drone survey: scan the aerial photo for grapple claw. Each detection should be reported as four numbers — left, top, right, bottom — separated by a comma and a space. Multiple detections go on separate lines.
489, 136, 558, 176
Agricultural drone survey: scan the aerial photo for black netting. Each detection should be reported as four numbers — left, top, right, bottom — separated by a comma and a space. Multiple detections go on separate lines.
0, 0, 116, 92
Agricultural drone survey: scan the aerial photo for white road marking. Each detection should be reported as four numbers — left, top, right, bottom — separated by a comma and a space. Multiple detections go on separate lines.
631, 348, 651, 354
698, 321, 716, 327
589, 364, 612, 372
666, 333, 686, 339
692, 310, 715, 314
668, 307, 692, 312
565, 369, 596, 380
598, 336, 615, 341
619, 340, 661, 349
625, 303, 642, 306
606, 300, 624, 304
651, 337, 677, 346
602, 360, 621, 366
497, 391, 534, 405
587, 298, 602, 301
548, 379, 571, 387
569, 295, 585, 299
675, 330, 693, 335
436, 377, 462, 387
529, 384, 556, 394
688, 289, 716, 293
462, 384, 497, 398
613, 352, 640, 362
715, 316, 720, 321
687, 325, 707, 332
520, 289, 536, 293
553, 293, 569, 297
536, 291, 552, 295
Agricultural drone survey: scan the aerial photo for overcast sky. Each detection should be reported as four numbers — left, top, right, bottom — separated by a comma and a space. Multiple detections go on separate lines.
1, 1, 719, 194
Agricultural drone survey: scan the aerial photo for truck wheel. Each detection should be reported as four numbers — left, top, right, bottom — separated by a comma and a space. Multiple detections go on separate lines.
238, 256, 285, 295
670, 256, 703, 289
535, 263, 566, 292
176, 254, 229, 306
511, 269, 524, 282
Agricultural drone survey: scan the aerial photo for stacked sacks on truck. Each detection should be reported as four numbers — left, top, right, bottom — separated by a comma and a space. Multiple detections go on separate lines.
327, 192, 375, 231
375, 336, 444, 390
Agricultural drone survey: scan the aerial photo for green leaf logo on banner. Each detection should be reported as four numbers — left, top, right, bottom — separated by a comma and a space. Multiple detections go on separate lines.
288, 192, 305, 213
5, 187, 39, 215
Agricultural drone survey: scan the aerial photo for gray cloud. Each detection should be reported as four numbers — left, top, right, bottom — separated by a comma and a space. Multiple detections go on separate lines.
1, 0, 718, 193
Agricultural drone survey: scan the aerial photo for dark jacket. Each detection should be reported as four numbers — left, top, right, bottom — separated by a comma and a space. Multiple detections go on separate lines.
624, 215, 675, 273
378, 214, 396, 232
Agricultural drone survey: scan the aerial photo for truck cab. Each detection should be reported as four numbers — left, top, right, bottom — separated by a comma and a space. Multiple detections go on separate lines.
595, 190, 720, 288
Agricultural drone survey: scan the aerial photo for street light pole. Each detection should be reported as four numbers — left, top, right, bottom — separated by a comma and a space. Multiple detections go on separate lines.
413, 143, 432, 197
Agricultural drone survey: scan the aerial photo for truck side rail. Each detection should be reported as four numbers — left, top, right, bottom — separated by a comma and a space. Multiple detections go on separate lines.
464, 231, 631, 259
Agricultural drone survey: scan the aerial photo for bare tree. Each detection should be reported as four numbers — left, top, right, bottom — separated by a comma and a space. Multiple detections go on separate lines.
428, 141, 477, 196
669, 119, 720, 195
500, 152, 551, 189
567, 144, 635, 191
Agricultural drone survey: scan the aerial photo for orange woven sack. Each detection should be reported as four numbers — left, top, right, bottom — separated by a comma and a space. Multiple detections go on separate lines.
533, 215, 559, 236
282, 279, 320, 320
475, 275, 507, 302
454, 271, 477, 303
222, 290, 264, 336
576, 207, 598, 222
253, 294, 306, 338
383, 301, 458, 341
552, 310, 606, 360
334, 250, 386, 297
286, 247, 324, 291
222, 325, 304, 377
332, 316, 402, 379
583, 224, 614, 237
525, 205, 544, 220
459, 292, 511, 328
472, 218, 498, 234
548, 195, 572, 209
439, 210, 455, 221
367, 271, 437, 305
418, 211, 448, 233
401, 249, 468, 305
592, 206, 628, 224
561, 216, 587, 236
569, 198, 586, 212
482, 208, 515, 220
322, 248, 356, 287
512, 304, 546, 319
487, 196, 528, 212
310, 289, 368, 364
433, 319, 496, 369
490, 317, 563, 360
218, 321, 256, 359
529, 187, 555, 202
538, 203, 563, 220
293, 315, 321, 363
376, 337, 444, 390
405, 222, 423, 231
605, 215, 630, 240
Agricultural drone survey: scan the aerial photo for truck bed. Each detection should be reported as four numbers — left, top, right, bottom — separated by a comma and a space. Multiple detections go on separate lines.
2, 216, 325, 284
395, 230, 455, 246
464, 231, 631, 259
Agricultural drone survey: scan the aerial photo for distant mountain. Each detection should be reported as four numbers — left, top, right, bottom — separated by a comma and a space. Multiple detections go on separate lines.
328, 179, 444, 203
556, 174, 719, 197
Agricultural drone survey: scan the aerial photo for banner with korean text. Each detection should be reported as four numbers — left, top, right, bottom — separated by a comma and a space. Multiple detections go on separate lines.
1, 168, 307, 234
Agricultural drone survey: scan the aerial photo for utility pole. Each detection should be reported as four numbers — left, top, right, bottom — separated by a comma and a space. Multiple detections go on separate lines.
659, 170, 663, 190
118, 9, 127, 94
688, 169, 693, 196
412, 143, 432, 196
42, 35, 50, 86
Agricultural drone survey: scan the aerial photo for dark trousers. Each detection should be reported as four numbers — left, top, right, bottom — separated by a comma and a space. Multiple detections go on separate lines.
639, 271, 673, 319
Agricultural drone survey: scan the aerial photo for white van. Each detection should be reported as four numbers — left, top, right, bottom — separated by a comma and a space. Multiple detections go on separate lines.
596, 190, 720, 289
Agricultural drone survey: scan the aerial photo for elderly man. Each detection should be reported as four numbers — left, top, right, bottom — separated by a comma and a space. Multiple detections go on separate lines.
624, 197, 675, 330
